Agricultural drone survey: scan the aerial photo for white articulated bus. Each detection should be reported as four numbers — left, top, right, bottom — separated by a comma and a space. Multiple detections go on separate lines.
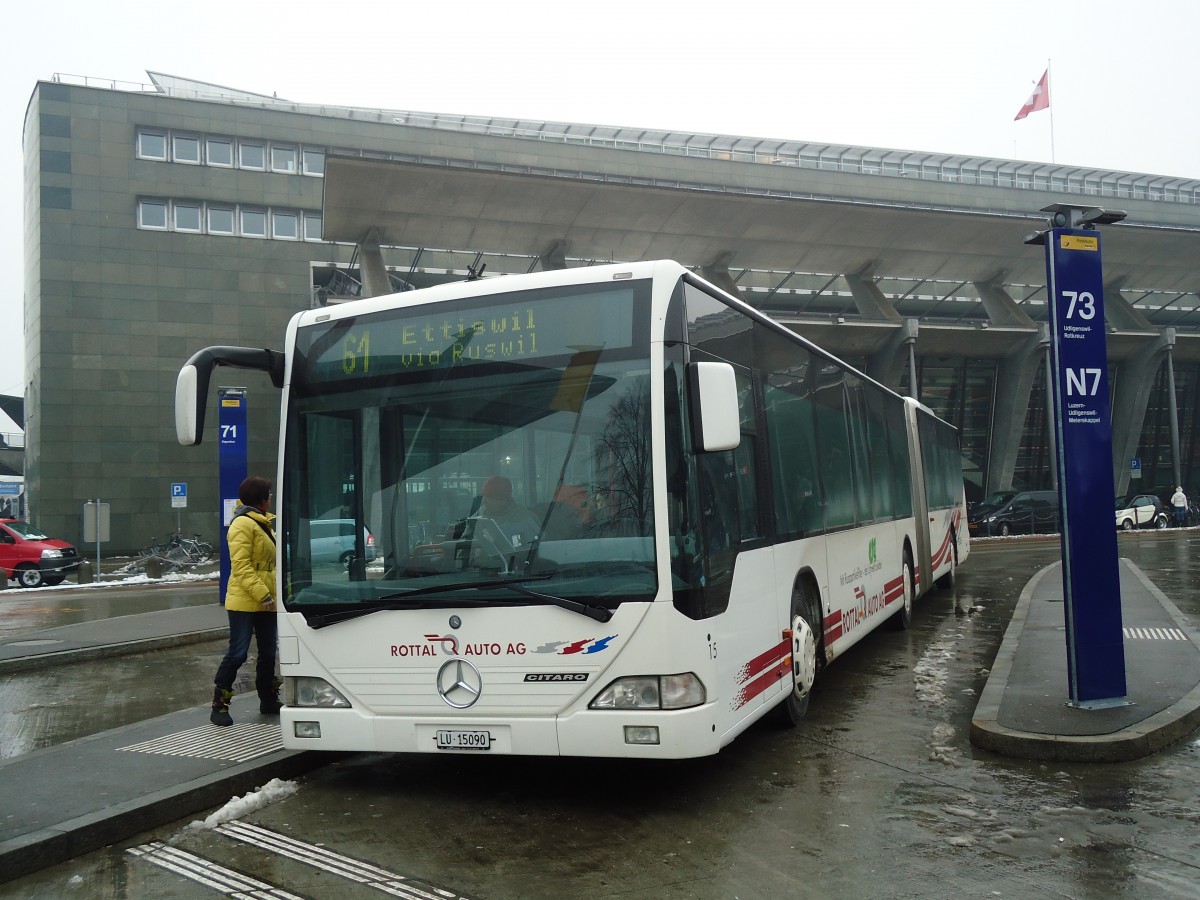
176, 260, 968, 758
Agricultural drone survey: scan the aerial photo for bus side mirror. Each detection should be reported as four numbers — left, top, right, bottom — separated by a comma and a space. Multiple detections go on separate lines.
174, 345, 285, 446
175, 363, 202, 446
688, 361, 741, 452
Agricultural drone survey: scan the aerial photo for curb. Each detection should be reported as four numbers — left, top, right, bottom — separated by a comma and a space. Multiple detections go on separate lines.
0, 746, 331, 884
0, 629, 229, 675
970, 561, 1200, 762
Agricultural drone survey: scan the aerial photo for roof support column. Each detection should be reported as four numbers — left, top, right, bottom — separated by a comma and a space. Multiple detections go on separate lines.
974, 275, 1035, 327
538, 239, 569, 271
844, 270, 902, 323
1110, 332, 1171, 497
357, 230, 392, 299
865, 319, 918, 392
1102, 276, 1156, 331
702, 252, 745, 303
986, 326, 1047, 494
1164, 329, 1183, 491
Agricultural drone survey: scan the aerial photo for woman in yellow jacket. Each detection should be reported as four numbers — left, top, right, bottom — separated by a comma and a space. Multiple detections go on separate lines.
210, 475, 280, 726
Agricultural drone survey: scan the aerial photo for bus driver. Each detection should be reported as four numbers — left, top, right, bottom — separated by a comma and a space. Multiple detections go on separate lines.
476, 475, 539, 546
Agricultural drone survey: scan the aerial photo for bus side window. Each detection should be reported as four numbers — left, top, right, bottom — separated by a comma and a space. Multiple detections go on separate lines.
698, 452, 738, 555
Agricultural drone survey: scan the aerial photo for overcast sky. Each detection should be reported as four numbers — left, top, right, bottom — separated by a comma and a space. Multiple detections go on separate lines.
4, 0, 1198, 412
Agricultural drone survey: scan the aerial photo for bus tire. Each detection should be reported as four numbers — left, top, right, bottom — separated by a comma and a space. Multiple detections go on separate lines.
777, 582, 821, 727
888, 550, 915, 631
935, 532, 957, 591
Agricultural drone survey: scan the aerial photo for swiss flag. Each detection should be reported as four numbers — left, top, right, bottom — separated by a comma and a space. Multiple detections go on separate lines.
1014, 70, 1050, 121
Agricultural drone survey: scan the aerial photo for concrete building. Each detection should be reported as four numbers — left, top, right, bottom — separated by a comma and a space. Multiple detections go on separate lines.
22, 72, 1200, 550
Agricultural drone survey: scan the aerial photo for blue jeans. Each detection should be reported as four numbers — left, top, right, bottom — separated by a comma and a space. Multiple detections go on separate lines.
214, 610, 278, 691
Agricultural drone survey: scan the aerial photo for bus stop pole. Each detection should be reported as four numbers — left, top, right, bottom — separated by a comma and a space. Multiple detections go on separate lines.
217, 388, 249, 603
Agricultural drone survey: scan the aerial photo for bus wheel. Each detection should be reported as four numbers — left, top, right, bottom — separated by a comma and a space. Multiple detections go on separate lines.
936, 533, 957, 591
778, 584, 820, 727
889, 551, 915, 631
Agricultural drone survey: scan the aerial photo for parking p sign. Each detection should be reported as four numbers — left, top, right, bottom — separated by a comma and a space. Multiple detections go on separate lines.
171, 482, 188, 509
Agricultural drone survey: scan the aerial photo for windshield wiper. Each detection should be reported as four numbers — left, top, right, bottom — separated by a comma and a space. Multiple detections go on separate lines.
305, 575, 550, 628
303, 573, 611, 628
493, 582, 613, 623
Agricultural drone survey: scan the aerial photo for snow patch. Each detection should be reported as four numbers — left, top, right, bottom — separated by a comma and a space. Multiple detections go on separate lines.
186, 778, 299, 830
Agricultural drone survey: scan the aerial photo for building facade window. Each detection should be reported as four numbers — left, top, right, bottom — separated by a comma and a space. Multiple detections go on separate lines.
272, 210, 299, 239
208, 206, 235, 234
240, 208, 267, 236
271, 145, 297, 174
139, 128, 330, 178
302, 148, 325, 175
138, 199, 168, 229
172, 135, 201, 164
174, 203, 202, 232
207, 138, 233, 167
239, 142, 266, 170
137, 131, 167, 160
137, 197, 320, 242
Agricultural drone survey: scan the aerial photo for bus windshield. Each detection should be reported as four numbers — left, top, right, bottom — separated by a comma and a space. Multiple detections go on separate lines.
282, 278, 658, 621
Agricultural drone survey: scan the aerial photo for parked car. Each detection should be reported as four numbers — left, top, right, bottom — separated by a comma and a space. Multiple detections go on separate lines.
967, 490, 1060, 537
1146, 484, 1197, 527
310, 519, 376, 567
1114, 495, 1169, 531
967, 490, 1017, 519
0, 518, 81, 588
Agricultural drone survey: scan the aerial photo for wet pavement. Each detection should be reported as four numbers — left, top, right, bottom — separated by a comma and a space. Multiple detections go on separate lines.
0, 535, 1198, 897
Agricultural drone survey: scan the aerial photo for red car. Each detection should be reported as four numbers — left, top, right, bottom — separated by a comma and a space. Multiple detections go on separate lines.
0, 518, 81, 588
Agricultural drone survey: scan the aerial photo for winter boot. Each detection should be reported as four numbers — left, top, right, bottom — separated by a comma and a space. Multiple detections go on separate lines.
210, 686, 234, 727
257, 677, 283, 715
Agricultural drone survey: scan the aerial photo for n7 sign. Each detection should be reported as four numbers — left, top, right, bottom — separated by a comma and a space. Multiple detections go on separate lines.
1065, 368, 1102, 396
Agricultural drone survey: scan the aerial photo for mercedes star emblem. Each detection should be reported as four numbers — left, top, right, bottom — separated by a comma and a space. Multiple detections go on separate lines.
436, 657, 483, 709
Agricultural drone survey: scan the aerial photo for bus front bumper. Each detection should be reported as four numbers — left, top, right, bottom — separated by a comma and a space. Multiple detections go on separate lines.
280, 704, 724, 759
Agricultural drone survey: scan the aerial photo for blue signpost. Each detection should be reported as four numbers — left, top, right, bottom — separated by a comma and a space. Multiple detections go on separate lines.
1041, 211, 1128, 706
217, 388, 248, 601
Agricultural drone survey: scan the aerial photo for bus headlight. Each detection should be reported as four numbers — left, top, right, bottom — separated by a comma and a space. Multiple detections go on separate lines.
286, 676, 351, 708
590, 673, 705, 710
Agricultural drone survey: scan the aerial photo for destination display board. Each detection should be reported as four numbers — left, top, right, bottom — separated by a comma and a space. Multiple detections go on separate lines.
1045, 227, 1127, 705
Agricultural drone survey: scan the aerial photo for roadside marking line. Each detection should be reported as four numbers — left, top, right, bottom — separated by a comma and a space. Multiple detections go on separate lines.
215, 821, 472, 899
127, 841, 306, 898
117, 723, 283, 762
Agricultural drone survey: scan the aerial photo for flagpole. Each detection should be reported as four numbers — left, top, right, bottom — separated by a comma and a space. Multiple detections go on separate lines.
1048, 58, 1056, 163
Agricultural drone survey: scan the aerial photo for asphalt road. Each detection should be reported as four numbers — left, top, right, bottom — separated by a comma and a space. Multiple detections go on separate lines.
2, 534, 1198, 899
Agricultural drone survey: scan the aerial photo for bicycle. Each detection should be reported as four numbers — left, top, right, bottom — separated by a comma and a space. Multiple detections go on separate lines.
132, 532, 214, 572
165, 531, 215, 565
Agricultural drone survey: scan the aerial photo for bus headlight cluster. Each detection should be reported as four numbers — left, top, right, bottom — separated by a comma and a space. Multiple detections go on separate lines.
589, 673, 706, 710
286, 676, 351, 708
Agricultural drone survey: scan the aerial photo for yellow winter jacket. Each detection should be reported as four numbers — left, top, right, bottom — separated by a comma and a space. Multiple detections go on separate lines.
224, 507, 277, 612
